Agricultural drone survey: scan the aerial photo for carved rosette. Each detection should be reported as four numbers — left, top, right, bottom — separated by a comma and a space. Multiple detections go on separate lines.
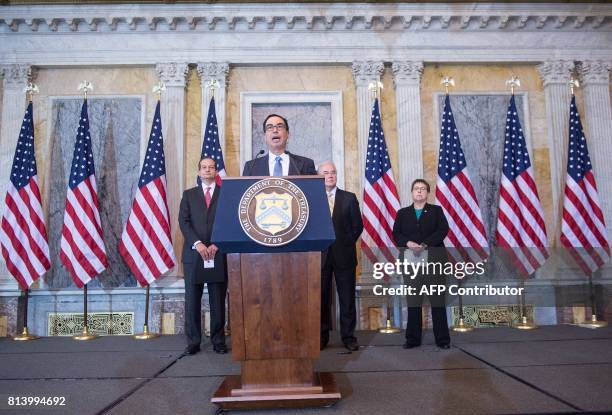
392, 61, 424, 87
536, 60, 574, 86
352, 61, 384, 87
1, 64, 33, 88
579, 60, 611, 85
155, 62, 189, 88
196, 62, 229, 89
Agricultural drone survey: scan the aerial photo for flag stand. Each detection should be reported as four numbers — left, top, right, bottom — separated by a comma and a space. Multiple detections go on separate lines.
74, 284, 97, 340
514, 278, 536, 330
379, 297, 400, 334
451, 284, 473, 332
135, 285, 160, 339
579, 272, 607, 329
13, 289, 40, 341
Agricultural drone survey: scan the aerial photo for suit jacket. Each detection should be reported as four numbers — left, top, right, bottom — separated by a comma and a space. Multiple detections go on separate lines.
178, 185, 227, 284
392, 203, 449, 264
242, 152, 317, 176
323, 189, 364, 270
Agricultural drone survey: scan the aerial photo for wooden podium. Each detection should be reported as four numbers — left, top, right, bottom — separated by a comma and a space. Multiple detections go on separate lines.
210, 177, 341, 410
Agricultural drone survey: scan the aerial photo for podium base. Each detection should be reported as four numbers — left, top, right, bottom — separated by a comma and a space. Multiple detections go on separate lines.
211, 372, 341, 410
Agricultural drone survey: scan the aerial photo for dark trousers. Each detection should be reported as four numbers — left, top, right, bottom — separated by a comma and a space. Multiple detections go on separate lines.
321, 254, 357, 344
405, 289, 450, 347
184, 281, 227, 347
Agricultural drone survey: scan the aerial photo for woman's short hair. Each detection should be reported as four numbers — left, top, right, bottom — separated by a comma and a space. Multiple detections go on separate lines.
411, 179, 430, 192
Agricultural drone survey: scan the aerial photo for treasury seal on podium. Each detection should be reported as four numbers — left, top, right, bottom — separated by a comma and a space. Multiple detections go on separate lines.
238, 178, 309, 247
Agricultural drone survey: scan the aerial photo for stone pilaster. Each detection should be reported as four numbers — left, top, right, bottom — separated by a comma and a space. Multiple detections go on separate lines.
196, 62, 229, 156
537, 60, 574, 241
579, 60, 612, 233
392, 61, 424, 206
155, 62, 188, 275
0, 64, 32, 290
352, 61, 385, 192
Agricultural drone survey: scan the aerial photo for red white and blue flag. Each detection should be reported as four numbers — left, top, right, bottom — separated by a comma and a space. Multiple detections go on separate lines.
199, 97, 226, 186
119, 101, 176, 286
560, 96, 610, 274
60, 100, 108, 288
0, 102, 50, 289
361, 98, 400, 264
436, 95, 489, 263
495, 95, 549, 276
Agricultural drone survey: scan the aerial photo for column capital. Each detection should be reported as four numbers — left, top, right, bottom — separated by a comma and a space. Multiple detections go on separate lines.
352, 60, 384, 86
196, 62, 229, 87
155, 62, 189, 88
391, 61, 424, 87
1, 64, 34, 88
537, 60, 574, 86
579, 60, 611, 85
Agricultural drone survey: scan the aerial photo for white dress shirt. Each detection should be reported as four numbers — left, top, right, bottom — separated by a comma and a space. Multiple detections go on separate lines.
192, 181, 216, 249
268, 152, 290, 176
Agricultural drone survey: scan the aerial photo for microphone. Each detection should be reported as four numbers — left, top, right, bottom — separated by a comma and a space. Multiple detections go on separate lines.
256, 149, 265, 158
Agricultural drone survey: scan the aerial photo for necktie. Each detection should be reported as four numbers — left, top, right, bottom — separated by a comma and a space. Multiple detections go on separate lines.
205, 187, 211, 208
327, 192, 334, 214
273, 155, 283, 177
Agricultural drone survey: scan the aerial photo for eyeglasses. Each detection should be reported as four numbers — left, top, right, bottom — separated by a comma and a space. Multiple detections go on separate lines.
265, 123, 287, 132
413, 187, 428, 191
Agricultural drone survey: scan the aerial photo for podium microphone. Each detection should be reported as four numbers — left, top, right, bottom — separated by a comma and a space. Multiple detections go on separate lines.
256, 149, 265, 158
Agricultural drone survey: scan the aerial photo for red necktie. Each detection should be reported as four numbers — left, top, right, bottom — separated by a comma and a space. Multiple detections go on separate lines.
205, 187, 211, 208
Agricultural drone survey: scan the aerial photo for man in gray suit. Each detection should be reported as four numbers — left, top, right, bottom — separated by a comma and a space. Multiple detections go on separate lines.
242, 114, 317, 176
179, 158, 228, 355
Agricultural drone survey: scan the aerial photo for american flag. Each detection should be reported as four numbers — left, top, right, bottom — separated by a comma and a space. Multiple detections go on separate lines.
495, 95, 548, 276
0, 102, 50, 289
560, 96, 610, 274
199, 97, 226, 186
60, 100, 108, 288
361, 98, 400, 264
119, 101, 176, 286
435, 95, 489, 263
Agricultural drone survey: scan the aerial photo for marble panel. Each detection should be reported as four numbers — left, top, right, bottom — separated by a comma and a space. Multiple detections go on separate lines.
250, 103, 332, 164
46, 98, 141, 288
0, 296, 19, 336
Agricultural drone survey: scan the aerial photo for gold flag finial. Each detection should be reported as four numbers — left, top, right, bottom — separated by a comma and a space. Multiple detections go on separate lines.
368, 81, 383, 100
206, 79, 220, 99
506, 76, 520, 95
441, 76, 455, 94
78, 80, 93, 100
24, 83, 39, 102
152, 81, 166, 100
569, 78, 580, 95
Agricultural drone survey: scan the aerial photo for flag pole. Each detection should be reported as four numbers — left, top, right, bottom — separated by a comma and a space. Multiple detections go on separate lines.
135, 284, 160, 339
451, 279, 473, 332
74, 283, 97, 340
514, 277, 536, 329
13, 289, 40, 341
579, 270, 607, 329
13, 84, 42, 341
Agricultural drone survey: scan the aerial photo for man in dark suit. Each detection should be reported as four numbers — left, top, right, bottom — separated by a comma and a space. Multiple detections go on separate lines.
319, 161, 364, 352
392, 179, 451, 349
179, 158, 228, 355
242, 114, 317, 176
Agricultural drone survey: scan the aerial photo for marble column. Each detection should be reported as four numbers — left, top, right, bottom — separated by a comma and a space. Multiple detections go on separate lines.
579, 60, 612, 233
352, 61, 384, 192
0, 64, 32, 290
196, 62, 229, 155
155, 62, 189, 277
537, 60, 574, 241
392, 61, 424, 206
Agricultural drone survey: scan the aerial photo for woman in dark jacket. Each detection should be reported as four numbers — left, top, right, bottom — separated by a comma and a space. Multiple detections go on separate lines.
392, 179, 451, 349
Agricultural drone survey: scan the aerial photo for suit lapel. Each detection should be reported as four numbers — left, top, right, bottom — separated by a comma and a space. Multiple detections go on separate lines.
255, 156, 268, 176
416, 203, 430, 222
288, 154, 301, 175
332, 189, 342, 220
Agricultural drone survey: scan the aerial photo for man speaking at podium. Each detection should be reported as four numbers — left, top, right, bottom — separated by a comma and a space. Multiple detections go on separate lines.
242, 114, 317, 176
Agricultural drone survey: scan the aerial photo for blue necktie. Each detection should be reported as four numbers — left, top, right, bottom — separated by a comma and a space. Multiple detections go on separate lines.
273, 155, 283, 176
